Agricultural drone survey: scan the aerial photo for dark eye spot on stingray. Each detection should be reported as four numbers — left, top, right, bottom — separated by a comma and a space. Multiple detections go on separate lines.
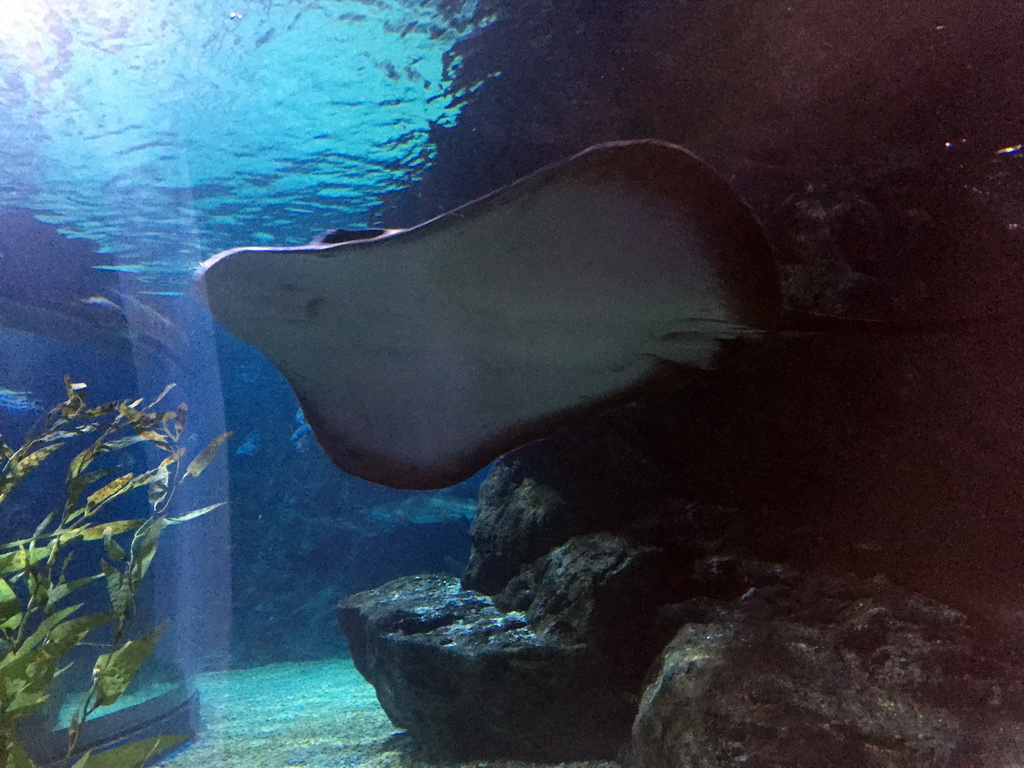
195, 139, 782, 489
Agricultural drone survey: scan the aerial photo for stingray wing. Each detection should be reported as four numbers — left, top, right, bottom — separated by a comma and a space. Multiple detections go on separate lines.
196, 140, 779, 489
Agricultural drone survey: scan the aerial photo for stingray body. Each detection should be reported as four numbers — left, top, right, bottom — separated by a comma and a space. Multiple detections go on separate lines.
196, 140, 781, 489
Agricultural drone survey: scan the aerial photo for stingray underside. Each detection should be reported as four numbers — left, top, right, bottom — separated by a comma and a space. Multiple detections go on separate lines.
196, 139, 780, 489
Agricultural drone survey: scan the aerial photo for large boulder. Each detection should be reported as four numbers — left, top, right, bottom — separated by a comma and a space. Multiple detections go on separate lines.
337, 574, 637, 760
633, 563, 1024, 768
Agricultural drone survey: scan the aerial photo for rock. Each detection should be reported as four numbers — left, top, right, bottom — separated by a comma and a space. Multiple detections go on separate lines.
633, 565, 1024, 768
768, 182, 945, 318
463, 400, 692, 595
496, 533, 681, 685
337, 574, 636, 760
463, 463, 570, 594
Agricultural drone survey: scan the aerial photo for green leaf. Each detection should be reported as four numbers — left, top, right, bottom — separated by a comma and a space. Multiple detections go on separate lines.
69, 734, 186, 768
100, 435, 149, 452
59, 519, 145, 544
102, 563, 132, 618
38, 426, 99, 442
65, 468, 115, 518
102, 530, 127, 563
0, 646, 39, 695
67, 438, 105, 481
147, 383, 177, 409
47, 574, 99, 605
17, 443, 64, 473
86, 473, 135, 510
3, 740, 39, 768
31, 509, 56, 540
137, 430, 172, 450
5, 604, 80, 657
4, 443, 64, 498
116, 406, 168, 447
166, 503, 224, 525
0, 577, 21, 625
0, 612, 110, 716
115, 404, 146, 426
79, 402, 118, 419
131, 519, 167, 583
37, 610, 113, 658
156, 448, 184, 474
92, 623, 166, 707
26, 568, 48, 607
0, 546, 51, 574
185, 432, 232, 478
6, 688, 48, 715
57, 549, 75, 581
51, 528, 83, 548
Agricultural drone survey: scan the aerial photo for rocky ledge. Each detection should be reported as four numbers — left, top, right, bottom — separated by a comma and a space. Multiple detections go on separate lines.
339, 550, 1024, 766
337, 573, 637, 760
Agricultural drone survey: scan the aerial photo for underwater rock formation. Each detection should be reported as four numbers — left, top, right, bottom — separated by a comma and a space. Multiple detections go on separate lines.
337, 532, 1024, 765
493, 533, 681, 687
452, 388, 1024, 765
337, 434, 1024, 765
462, 462, 570, 594
463, 397, 692, 595
633, 564, 1024, 768
336, 574, 635, 760
768, 183, 944, 318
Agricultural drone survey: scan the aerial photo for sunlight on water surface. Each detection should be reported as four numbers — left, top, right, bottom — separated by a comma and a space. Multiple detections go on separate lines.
0, 0, 494, 289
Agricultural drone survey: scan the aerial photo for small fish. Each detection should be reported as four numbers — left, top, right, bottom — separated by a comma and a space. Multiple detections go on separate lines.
0, 387, 43, 412
235, 430, 260, 456
79, 292, 187, 369
79, 295, 128, 329
363, 493, 477, 525
254, 28, 275, 48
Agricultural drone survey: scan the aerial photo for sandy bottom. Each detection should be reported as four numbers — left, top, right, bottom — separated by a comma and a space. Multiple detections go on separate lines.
154, 658, 617, 768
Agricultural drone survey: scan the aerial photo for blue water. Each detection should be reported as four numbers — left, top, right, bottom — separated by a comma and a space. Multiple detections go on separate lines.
0, 387, 41, 412
0, 0, 495, 290
0, 0, 494, 678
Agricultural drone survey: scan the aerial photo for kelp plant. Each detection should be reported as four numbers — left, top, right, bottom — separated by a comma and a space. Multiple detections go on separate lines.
0, 377, 230, 768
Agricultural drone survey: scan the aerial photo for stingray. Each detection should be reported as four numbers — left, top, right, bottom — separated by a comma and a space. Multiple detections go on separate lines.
196, 139, 781, 489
